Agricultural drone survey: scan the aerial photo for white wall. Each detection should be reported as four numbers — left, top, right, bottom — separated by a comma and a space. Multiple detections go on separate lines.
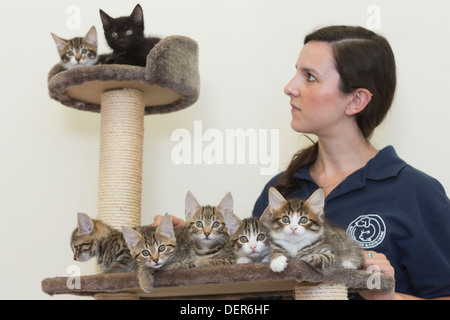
0, 0, 448, 299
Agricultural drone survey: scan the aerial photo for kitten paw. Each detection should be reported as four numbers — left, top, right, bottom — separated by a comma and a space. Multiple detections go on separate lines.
237, 257, 252, 264
270, 256, 288, 273
139, 276, 154, 293
341, 260, 358, 270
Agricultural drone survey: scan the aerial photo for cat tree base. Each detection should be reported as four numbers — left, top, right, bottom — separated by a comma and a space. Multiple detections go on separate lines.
42, 261, 394, 300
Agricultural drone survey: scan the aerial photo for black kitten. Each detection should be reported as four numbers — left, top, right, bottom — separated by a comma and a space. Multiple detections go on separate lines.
100, 4, 161, 66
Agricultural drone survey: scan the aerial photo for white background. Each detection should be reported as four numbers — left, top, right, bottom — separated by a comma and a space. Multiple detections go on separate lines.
0, 0, 449, 299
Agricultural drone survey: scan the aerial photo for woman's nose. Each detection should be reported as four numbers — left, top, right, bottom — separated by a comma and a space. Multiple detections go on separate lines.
284, 76, 299, 97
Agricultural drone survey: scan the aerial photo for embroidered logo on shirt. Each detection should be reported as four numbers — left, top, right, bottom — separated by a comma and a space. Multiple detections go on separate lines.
346, 214, 386, 249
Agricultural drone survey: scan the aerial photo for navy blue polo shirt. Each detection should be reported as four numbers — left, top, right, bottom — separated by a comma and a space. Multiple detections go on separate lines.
252, 146, 450, 299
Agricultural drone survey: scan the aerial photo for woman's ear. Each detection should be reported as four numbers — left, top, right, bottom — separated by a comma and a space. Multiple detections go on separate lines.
345, 88, 373, 116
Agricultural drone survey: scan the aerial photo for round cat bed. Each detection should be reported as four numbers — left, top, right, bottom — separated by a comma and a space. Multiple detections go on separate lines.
48, 35, 199, 115
48, 35, 200, 231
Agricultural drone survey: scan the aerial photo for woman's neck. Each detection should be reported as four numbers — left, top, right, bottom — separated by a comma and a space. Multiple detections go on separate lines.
310, 135, 378, 196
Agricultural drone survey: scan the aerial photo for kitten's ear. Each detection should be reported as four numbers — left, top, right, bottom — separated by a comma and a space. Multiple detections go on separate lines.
77, 212, 94, 235
223, 210, 242, 236
307, 189, 325, 218
99, 9, 113, 29
51, 33, 67, 55
218, 192, 233, 213
156, 214, 175, 238
259, 206, 273, 226
122, 227, 142, 251
84, 26, 98, 48
268, 187, 286, 214
130, 4, 144, 26
185, 191, 200, 220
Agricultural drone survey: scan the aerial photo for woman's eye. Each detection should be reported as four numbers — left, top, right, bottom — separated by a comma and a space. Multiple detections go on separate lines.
282, 216, 290, 224
307, 73, 317, 82
196, 221, 203, 228
141, 250, 150, 257
158, 245, 166, 253
212, 221, 220, 228
240, 236, 248, 243
299, 217, 309, 224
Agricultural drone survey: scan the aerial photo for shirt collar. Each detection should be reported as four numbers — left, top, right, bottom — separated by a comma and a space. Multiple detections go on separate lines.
292, 146, 407, 199
294, 146, 406, 181
365, 145, 407, 180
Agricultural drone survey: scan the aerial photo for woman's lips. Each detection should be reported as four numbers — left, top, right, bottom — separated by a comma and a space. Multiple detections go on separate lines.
291, 103, 301, 112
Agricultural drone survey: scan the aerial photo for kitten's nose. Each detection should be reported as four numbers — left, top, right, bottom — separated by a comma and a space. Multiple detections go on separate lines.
290, 225, 298, 231
204, 232, 210, 238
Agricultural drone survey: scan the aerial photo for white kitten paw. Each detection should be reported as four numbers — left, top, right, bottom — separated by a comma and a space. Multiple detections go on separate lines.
341, 260, 358, 270
237, 257, 252, 264
270, 256, 288, 273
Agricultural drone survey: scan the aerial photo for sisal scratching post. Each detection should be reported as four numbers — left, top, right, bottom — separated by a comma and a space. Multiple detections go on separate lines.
97, 89, 145, 230
294, 282, 348, 300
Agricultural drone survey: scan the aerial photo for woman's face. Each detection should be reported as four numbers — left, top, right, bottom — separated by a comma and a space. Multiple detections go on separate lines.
285, 41, 353, 137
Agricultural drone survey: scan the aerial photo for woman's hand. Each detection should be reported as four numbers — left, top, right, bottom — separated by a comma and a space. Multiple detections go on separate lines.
359, 250, 397, 300
151, 214, 186, 229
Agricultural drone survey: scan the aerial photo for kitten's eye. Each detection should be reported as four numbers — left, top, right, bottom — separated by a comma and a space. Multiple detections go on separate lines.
81, 49, 88, 54
281, 216, 290, 224
158, 245, 166, 253
299, 217, 309, 224
257, 234, 266, 241
141, 250, 150, 257
67, 51, 74, 57
126, 30, 133, 36
240, 236, 248, 243
212, 221, 220, 228
196, 221, 203, 228
111, 32, 118, 38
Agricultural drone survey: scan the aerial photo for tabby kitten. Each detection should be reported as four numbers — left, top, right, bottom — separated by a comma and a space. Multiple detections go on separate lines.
100, 4, 161, 66
70, 212, 138, 273
261, 187, 364, 273
51, 26, 98, 69
183, 191, 236, 267
224, 213, 270, 264
123, 214, 184, 292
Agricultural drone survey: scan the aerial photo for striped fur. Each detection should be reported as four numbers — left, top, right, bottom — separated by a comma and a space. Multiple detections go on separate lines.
51, 26, 98, 70
229, 217, 270, 264
262, 188, 364, 273
122, 215, 186, 292
182, 192, 236, 267
70, 213, 138, 273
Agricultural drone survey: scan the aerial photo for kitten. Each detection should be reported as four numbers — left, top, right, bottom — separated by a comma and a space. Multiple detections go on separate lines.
123, 214, 185, 292
183, 191, 236, 267
261, 187, 364, 273
51, 26, 98, 70
224, 213, 270, 264
100, 4, 161, 66
70, 212, 138, 273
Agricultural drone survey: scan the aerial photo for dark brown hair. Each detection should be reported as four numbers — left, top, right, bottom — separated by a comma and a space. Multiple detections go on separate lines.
275, 26, 397, 196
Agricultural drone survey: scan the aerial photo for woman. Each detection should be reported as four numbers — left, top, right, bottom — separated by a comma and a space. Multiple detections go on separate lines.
252, 26, 450, 300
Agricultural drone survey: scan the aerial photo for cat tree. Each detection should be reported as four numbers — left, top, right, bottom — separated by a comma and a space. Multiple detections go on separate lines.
44, 35, 394, 300
48, 35, 199, 231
